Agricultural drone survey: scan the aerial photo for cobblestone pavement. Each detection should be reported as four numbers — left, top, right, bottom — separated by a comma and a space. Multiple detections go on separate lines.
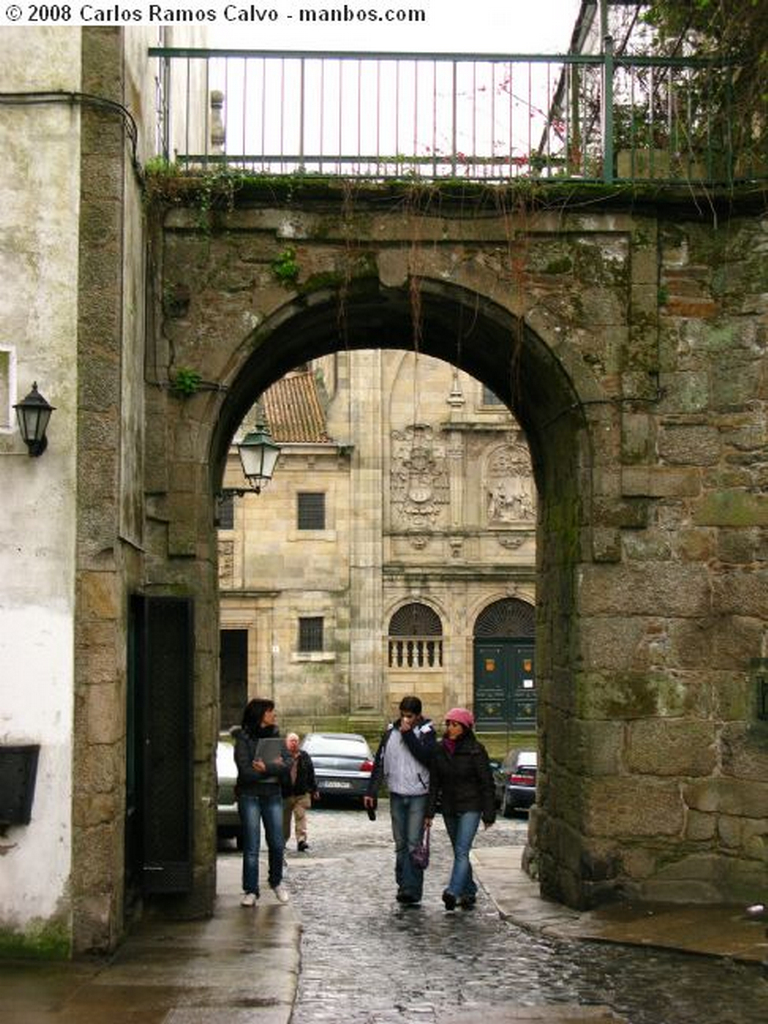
247, 802, 768, 1024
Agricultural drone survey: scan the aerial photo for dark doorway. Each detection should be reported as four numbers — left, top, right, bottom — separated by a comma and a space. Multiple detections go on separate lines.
473, 599, 536, 731
126, 595, 194, 896
219, 629, 248, 731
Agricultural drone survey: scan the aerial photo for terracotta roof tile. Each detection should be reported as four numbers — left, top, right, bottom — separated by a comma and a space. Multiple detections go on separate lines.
262, 371, 331, 444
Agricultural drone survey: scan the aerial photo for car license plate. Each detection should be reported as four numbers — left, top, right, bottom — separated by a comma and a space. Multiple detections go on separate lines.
324, 781, 351, 789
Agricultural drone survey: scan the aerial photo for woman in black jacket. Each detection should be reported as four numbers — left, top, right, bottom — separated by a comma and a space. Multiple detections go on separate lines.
234, 697, 291, 906
425, 707, 495, 910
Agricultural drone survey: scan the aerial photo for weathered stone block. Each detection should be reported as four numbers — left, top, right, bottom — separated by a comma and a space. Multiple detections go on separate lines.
79, 571, 119, 620
685, 810, 716, 841
621, 466, 701, 498
712, 569, 768, 617
676, 527, 716, 563
626, 718, 716, 776
694, 490, 768, 527
622, 531, 673, 561
87, 684, 124, 745
569, 719, 625, 776
720, 723, 768, 781
684, 778, 768, 817
583, 778, 683, 836
658, 423, 720, 465
621, 412, 654, 463
579, 564, 711, 616
576, 670, 706, 720
591, 527, 621, 562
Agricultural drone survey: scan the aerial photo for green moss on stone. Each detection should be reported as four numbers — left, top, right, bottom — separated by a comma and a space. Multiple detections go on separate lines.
0, 920, 71, 960
694, 490, 768, 527
543, 257, 573, 275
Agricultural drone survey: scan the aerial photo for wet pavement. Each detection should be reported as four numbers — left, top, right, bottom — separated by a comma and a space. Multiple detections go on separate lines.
0, 803, 767, 1023
289, 806, 768, 1024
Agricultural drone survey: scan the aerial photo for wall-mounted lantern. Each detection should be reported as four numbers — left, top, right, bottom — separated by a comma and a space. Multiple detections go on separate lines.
221, 417, 281, 500
237, 419, 281, 494
13, 382, 55, 457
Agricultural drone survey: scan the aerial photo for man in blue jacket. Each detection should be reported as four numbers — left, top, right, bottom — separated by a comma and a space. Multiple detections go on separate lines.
364, 695, 436, 906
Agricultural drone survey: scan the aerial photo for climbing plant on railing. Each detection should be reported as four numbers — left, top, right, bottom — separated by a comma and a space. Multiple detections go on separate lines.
641, 0, 768, 174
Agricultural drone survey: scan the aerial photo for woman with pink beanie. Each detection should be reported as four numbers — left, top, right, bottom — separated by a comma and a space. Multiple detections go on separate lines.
425, 707, 496, 910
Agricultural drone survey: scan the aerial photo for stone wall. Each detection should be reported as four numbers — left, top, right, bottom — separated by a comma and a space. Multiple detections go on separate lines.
154, 185, 767, 908
0, 27, 82, 958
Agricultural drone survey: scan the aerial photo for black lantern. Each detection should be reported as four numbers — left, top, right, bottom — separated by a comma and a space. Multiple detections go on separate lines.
237, 418, 281, 494
13, 383, 55, 457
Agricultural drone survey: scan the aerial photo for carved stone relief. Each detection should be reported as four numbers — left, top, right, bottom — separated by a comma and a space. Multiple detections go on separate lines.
486, 442, 536, 525
218, 539, 234, 584
390, 424, 450, 529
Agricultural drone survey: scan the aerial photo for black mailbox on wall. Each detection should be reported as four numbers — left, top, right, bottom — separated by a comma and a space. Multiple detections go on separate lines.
0, 745, 40, 826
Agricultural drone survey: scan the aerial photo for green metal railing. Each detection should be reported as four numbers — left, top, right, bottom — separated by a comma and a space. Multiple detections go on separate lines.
148, 46, 763, 185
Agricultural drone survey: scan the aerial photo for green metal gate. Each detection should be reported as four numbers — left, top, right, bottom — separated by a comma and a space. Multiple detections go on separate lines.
473, 599, 536, 732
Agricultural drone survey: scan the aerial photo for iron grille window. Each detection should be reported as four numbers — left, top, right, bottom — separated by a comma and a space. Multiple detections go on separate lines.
474, 598, 535, 637
217, 494, 234, 530
388, 603, 443, 669
298, 616, 324, 652
297, 492, 326, 530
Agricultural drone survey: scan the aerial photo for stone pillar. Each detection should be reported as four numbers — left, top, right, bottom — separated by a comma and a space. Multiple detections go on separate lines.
348, 351, 384, 713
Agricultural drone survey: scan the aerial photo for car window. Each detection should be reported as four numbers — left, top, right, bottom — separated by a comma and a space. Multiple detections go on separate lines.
303, 735, 371, 756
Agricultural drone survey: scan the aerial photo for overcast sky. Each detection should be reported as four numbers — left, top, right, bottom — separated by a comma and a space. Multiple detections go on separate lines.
213, 0, 584, 53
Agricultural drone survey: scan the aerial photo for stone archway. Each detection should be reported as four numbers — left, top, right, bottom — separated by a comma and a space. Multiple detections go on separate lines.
123, 191, 768, 930
148, 268, 591, 917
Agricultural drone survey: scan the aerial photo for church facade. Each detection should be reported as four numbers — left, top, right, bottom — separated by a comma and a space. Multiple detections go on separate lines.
218, 353, 538, 732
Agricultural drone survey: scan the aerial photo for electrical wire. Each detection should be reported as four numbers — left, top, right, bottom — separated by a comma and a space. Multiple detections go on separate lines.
0, 90, 141, 177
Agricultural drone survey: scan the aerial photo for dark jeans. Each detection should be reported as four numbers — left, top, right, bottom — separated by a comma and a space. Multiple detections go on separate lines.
390, 792, 428, 900
238, 791, 284, 895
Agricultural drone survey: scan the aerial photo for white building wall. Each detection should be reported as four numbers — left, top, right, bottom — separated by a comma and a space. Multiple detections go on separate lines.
0, 28, 82, 945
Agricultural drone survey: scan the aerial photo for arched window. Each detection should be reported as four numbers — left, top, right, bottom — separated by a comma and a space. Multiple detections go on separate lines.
388, 603, 443, 669
474, 598, 534, 637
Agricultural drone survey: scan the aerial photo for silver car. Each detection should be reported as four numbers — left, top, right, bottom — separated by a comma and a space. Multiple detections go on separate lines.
216, 734, 241, 846
300, 732, 374, 805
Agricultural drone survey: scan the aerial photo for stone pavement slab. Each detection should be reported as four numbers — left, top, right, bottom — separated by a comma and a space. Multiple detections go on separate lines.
472, 845, 768, 965
0, 856, 299, 1024
438, 1008, 627, 1023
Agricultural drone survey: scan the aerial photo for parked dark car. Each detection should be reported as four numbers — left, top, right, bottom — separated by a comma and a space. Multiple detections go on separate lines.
301, 732, 374, 805
216, 732, 242, 846
493, 749, 537, 816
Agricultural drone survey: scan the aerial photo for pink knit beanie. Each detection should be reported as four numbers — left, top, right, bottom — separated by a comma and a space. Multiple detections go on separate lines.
445, 707, 475, 730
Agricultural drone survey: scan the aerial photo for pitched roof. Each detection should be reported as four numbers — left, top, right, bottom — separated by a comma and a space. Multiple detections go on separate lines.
262, 370, 331, 444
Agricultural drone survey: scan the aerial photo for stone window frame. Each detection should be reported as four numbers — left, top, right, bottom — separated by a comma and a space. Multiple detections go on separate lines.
387, 601, 444, 671
297, 615, 324, 653
216, 493, 235, 530
297, 490, 326, 531
0, 345, 16, 433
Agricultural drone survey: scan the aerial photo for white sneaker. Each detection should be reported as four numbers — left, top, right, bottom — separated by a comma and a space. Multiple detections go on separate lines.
240, 892, 257, 907
271, 884, 289, 904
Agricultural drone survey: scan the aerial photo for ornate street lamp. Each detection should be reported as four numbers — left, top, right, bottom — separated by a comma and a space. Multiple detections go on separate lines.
234, 418, 281, 495
13, 383, 55, 457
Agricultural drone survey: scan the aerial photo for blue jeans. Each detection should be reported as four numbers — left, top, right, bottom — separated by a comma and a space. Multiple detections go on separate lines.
442, 810, 481, 898
238, 791, 284, 895
390, 792, 428, 900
